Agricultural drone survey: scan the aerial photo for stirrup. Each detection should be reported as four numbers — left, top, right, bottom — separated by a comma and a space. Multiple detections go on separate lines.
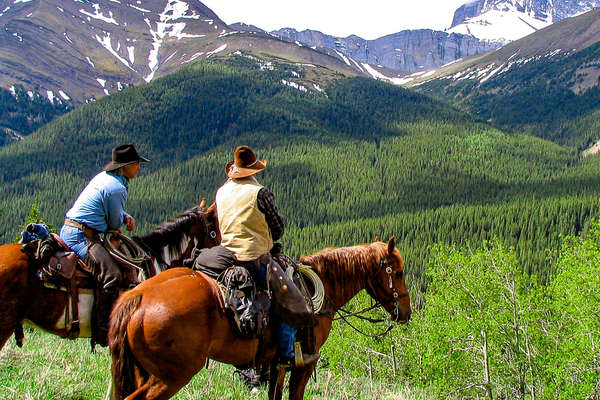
294, 342, 319, 368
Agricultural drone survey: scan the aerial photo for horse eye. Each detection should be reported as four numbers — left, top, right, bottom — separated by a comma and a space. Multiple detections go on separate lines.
395, 271, 403, 279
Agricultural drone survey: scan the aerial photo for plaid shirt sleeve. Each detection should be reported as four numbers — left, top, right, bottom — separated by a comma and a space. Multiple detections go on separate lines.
257, 187, 285, 241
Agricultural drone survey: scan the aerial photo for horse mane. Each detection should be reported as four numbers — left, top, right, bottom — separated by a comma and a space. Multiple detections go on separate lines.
136, 205, 204, 256
299, 242, 388, 299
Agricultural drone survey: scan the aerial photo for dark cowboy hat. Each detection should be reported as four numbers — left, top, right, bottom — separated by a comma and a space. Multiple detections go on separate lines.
225, 145, 267, 179
103, 144, 149, 171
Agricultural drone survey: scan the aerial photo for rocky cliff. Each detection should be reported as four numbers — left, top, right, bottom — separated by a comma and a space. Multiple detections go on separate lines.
272, 28, 498, 73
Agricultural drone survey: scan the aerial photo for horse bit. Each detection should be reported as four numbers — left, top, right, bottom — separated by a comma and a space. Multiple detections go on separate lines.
334, 256, 408, 337
377, 256, 409, 321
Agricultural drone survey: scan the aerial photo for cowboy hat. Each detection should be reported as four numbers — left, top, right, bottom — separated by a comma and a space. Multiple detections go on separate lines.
103, 144, 149, 171
225, 145, 267, 179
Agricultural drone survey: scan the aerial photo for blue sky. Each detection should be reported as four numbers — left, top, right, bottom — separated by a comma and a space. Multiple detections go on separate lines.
201, 0, 469, 40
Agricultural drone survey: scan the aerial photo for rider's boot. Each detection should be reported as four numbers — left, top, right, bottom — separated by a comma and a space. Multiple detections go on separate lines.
92, 288, 119, 348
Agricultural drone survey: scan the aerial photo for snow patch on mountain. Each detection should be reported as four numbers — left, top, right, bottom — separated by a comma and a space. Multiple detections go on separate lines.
96, 32, 135, 71
206, 44, 227, 57
144, 0, 210, 82
448, 8, 550, 43
439, 48, 567, 84
448, 0, 600, 44
79, 4, 119, 25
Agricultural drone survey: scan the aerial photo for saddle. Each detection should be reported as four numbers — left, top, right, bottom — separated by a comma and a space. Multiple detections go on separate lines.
20, 229, 150, 339
20, 233, 94, 339
219, 266, 271, 339
191, 246, 317, 339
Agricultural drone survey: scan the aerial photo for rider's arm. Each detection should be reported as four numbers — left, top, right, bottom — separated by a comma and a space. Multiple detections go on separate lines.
257, 187, 285, 241
104, 188, 129, 231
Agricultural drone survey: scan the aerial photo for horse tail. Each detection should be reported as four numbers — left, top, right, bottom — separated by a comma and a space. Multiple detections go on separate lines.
109, 290, 144, 400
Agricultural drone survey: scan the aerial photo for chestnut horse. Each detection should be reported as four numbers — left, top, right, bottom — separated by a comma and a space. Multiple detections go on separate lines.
0, 201, 219, 351
109, 237, 411, 400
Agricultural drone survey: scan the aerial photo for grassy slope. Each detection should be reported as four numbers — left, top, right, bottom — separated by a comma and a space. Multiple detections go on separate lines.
0, 329, 430, 400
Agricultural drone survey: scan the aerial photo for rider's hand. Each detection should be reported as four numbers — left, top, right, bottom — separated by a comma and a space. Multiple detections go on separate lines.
125, 215, 135, 231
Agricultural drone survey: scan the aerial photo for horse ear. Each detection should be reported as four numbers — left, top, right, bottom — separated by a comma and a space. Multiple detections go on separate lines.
387, 236, 396, 255
375, 236, 380, 242
199, 198, 207, 208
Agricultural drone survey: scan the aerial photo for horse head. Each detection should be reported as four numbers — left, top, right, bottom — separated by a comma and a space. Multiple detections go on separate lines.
365, 237, 411, 323
199, 201, 221, 249
137, 199, 220, 268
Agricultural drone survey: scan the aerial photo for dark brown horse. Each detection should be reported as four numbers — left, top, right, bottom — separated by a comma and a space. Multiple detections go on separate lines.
109, 237, 411, 400
0, 201, 219, 351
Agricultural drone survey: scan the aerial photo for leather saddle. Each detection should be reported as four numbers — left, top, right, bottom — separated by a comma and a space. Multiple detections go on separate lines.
20, 233, 146, 339
191, 245, 316, 339
21, 233, 94, 288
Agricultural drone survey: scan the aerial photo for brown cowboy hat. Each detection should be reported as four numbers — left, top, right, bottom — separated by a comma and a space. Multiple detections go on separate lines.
225, 145, 267, 178
103, 144, 149, 171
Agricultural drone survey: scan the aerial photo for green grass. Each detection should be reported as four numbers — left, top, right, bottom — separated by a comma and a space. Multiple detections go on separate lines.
0, 328, 430, 400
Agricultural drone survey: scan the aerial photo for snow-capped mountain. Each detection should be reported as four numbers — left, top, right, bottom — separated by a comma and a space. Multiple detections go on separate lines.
406, 7, 600, 147
0, 0, 363, 105
405, 7, 600, 88
449, 0, 600, 44
0, 0, 232, 103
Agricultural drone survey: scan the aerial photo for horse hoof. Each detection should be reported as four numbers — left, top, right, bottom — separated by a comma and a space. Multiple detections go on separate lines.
250, 387, 260, 395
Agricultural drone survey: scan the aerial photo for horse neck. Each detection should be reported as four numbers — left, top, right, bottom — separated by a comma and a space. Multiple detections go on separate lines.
137, 209, 205, 266
304, 244, 382, 311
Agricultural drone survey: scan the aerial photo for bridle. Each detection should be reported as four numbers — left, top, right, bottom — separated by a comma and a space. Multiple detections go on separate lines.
333, 254, 409, 337
376, 256, 409, 317
199, 209, 218, 245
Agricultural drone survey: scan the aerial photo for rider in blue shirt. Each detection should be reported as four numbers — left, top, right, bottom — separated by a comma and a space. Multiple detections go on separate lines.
62, 171, 131, 259
59, 144, 148, 347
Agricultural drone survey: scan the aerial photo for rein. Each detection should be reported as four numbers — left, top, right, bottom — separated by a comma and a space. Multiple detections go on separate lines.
331, 254, 404, 338
334, 306, 394, 338
105, 232, 151, 271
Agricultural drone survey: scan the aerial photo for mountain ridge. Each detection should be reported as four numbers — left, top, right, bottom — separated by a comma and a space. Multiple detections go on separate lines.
449, 0, 600, 43
0, 0, 362, 106
271, 28, 498, 74
408, 8, 600, 148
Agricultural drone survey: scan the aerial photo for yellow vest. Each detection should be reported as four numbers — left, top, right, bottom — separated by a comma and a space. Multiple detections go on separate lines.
216, 178, 273, 261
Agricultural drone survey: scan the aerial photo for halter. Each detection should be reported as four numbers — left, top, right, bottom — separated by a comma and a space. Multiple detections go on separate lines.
368, 255, 409, 322
196, 205, 218, 244
332, 254, 409, 337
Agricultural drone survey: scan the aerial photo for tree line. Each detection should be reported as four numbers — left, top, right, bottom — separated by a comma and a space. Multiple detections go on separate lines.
323, 221, 600, 399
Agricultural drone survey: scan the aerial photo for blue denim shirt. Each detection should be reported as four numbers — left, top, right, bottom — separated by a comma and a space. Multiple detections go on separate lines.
65, 171, 130, 233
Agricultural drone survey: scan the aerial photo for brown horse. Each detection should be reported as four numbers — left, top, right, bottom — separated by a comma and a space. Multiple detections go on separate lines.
109, 237, 411, 400
0, 201, 219, 351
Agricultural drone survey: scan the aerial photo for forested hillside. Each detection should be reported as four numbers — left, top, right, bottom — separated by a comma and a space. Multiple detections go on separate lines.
1, 55, 600, 283
0, 85, 69, 145
411, 8, 600, 150
419, 42, 600, 149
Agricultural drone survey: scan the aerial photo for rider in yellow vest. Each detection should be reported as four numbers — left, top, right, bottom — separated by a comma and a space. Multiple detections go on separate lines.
216, 145, 318, 368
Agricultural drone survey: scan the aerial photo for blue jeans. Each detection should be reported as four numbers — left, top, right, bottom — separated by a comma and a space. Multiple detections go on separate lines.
59, 225, 88, 259
242, 260, 297, 360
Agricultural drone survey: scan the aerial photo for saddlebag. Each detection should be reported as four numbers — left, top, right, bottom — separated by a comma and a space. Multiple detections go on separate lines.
219, 266, 270, 339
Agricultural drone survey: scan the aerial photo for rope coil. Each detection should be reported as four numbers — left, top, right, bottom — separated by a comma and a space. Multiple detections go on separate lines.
286, 263, 325, 313
105, 231, 150, 271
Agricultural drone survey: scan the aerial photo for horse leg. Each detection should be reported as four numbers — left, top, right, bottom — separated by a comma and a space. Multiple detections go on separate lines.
0, 311, 23, 351
13, 323, 24, 347
288, 366, 315, 400
123, 375, 189, 400
268, 363, 287, 400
